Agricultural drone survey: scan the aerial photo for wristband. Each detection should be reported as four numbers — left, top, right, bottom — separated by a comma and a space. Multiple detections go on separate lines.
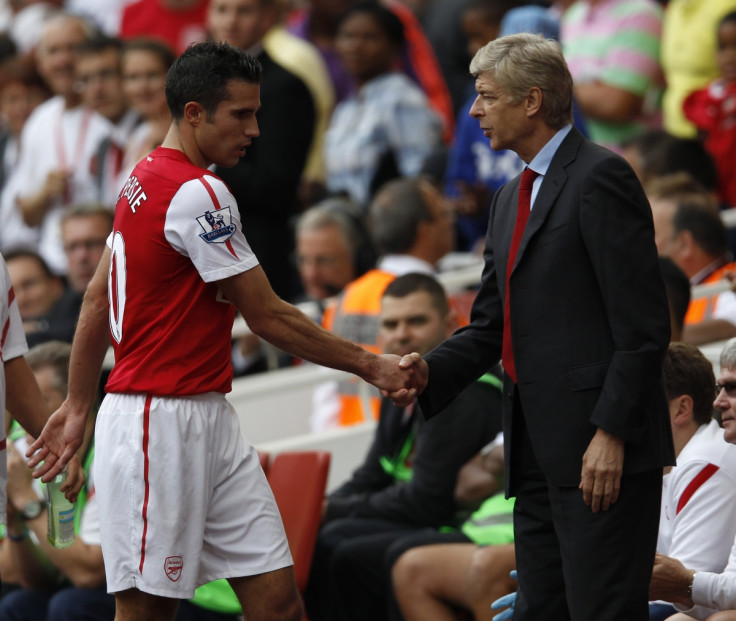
6, 528, 29, 542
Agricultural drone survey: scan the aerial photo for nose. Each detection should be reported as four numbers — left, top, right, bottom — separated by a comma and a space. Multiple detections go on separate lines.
715, 388, 729, 410
469, 95, 483, 118
247, 117, 260, 138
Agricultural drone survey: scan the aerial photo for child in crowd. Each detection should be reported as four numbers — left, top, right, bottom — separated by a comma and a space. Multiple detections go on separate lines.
684, 11, 736, 209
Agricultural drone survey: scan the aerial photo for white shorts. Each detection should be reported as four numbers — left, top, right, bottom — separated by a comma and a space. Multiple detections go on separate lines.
95, 392, 292, 598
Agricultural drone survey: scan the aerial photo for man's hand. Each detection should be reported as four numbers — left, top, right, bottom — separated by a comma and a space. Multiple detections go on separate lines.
26, 402, 87, 484
377, 352, 428, 407
579, 427, 624, 512
649, 553, 695, 607
368, 353, 422, 404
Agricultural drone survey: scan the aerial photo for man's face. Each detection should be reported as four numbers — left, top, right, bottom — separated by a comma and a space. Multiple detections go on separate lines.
379, 291, 451, 357
193, 79, 260, 168
336, 12, 397, 84
296, 224, 356, 300
76, 48, 126, 122
122, 48, 169, 119
208, 0, 268, 51
37, 19, 88, 98
33, 366, 66, 413
6, 256, 64, 319
650, 198, 678, 257
0, 81, 47, 137
469, 72, 529, 154
62, 214, 111, 294
420, 181, 455, 262
715, 366, 736, 444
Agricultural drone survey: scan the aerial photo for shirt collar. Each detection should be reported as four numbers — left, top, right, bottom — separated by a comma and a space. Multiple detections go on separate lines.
527, 124, 572, 177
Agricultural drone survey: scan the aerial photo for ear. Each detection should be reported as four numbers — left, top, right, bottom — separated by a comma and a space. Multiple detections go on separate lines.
525, 86, 543, 118
184, 101, 205, 127
671, 394, 694, 426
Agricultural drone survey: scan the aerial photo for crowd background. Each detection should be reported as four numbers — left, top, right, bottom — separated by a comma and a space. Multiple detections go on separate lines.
2, 0, 736, 620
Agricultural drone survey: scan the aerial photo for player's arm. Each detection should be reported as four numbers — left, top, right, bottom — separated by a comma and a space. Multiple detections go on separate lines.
27, 248, 112, 482
218, 265, 417, 397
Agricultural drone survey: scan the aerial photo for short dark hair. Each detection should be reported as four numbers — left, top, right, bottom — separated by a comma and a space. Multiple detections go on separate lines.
672, 202, 728, 258
662, 343, 715, 426
123, 37, 176, 73
368, 177, 433, 255
165, 41, 262, 120
77, 34, 124, 58
382, 272, 449, 317
4, 249, 55, 278
25, 340, 72, 397
719, 11, 736, 30
659, 257, 691, 334
339, 1, 405, 47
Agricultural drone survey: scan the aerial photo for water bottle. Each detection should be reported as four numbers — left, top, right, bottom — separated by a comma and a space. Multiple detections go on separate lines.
46, 469, 75, 548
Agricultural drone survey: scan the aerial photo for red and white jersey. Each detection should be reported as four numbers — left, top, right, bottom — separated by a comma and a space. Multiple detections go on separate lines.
1, 252, 29, 523
105, 147, 258, 396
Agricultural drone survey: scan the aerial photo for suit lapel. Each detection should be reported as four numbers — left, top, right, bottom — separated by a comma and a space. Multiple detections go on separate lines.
512, 128, 584, 268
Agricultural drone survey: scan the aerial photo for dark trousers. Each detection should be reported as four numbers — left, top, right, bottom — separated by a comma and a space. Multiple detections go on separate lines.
511, 405, 662, 621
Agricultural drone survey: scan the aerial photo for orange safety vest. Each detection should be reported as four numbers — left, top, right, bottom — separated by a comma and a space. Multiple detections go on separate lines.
685, 262, 736, 325
323, 270, 473, 426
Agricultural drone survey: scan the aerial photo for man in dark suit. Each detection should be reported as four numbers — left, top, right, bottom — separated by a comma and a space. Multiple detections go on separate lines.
392, 33, 675, 621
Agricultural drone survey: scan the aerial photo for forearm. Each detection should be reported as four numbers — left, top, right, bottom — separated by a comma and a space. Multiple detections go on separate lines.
4, 357, 51, 439
682, 319, 736, 346
4, 520, 58, 589
574, 82, 643, 123
16, 191, 55, 227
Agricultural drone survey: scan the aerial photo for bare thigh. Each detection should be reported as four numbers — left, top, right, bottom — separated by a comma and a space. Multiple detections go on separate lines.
114, 589, 179, 621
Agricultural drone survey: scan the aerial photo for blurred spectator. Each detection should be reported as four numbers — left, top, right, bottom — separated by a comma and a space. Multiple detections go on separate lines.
263, 3, 335, 207
659, 256, 692, 343
286, 0, 454, 138
661, 0, 736, 138
5, 249, 76, 347
683, 10, 736, 209
6, 12, 113, 275
560, 0, 664, 151
118, 0, 208, 55
208, 0, 316, 301
315, 176, 455, 430
118, 37, 176, 182
295, 197, 376, 304
0, 56, 50, 210
75, 35, 141, 206
324, 1, 443, 208
5, 0, 58, 55
60, 203, 113, 296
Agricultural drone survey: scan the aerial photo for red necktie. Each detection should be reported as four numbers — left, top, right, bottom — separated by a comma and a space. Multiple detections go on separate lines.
502, 167, 539, 384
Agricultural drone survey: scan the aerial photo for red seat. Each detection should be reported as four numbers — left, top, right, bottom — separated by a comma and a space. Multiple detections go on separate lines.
266, 451, 331, 595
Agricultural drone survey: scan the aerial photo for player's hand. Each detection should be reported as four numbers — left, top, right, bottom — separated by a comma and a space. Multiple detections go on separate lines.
579, 428, 623, 512
491, 570, 518, 621
380, 352, 428, 407
26, 402, 87, 484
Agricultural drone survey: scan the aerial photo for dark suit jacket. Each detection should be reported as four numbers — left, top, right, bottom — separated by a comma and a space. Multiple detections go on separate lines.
419, 128, 675, 491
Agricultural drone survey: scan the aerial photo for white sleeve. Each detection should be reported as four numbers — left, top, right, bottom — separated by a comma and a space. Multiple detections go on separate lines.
712, 290, 736, 326
688, 541, 736, 613
1, 257, 28, 362
163, 174, 259, 283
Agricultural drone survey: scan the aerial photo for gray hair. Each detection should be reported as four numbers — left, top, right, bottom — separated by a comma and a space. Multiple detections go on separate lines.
469, 32, 573, 129
296, 197, 365, 257
61, 203, 115, 229
721, 338, 736, 370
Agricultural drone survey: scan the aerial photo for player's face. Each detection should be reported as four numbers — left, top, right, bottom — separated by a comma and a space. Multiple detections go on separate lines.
717, 20, 736, 84
196, 79, 260, 168
62, 214, 110, 295
208, 0, 268, 51
37, 19, 88, 99
379, 291, 451, 357
76, 48, 126, 123
122, 49, 169, 120
469, 72, 530, 154
716, 367, 736, 444
296, 224, 355, 300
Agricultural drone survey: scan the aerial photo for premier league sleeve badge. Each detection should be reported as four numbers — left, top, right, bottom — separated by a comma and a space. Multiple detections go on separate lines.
196, 207, 237, 243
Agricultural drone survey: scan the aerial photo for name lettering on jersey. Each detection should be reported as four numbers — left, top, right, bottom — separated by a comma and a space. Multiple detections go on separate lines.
196, 207, 237, 244
118, 175, 149, 213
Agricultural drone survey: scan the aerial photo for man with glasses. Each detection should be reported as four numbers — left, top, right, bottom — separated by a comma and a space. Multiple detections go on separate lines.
61, 204, 114, 298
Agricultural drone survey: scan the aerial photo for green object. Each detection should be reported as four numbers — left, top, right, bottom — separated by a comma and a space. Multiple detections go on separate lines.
460, 493, 515, 546
190, 578, 242, 614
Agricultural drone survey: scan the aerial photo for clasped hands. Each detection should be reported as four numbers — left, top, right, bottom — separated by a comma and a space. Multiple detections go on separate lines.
377, 352, 428, 406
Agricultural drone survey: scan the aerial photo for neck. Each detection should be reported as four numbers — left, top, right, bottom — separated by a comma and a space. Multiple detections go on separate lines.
673, 423, 700, 459
161, 123, 208, 169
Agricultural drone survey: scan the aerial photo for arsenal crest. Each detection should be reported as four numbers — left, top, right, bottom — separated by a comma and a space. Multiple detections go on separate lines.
164, 556, 184, 582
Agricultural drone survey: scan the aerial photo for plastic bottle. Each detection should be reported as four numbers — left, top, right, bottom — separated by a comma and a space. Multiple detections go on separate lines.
46, 469, 75, 548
